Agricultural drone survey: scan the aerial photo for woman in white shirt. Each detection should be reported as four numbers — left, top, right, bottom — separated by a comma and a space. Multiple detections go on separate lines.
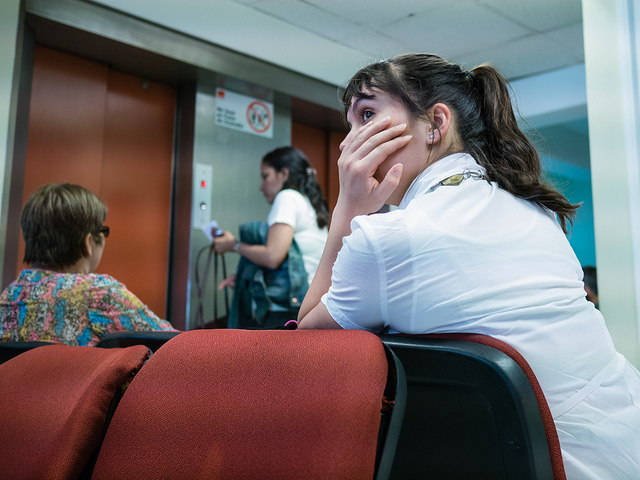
297, 53, 640, 479
214, 147, 329, 327
214, 146, 328, 283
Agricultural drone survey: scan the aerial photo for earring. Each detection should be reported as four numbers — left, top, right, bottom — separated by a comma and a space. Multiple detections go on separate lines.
429, 134, 435, 140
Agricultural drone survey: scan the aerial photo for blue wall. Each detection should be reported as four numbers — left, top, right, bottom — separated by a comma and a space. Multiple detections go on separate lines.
542, 155, 596, 266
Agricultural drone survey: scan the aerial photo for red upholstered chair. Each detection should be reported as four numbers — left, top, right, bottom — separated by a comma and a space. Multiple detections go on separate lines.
0, 343, 151, 480
380, 333, 566, 480
91, 329, 404, 480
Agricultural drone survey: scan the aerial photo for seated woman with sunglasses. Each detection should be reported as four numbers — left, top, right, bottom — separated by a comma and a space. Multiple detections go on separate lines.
0, 183, 176, 346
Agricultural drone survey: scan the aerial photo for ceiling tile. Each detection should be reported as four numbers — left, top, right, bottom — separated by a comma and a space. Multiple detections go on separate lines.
546, 23, 585, 59
456, 33, 582, 80
254, 0, 364, 41
302, 0, 442, 28
99, 0, 586, 93
339, 32, 411, 61
96, 0, 590, 178
478, 0, 582, 32
379, 2, 531, 60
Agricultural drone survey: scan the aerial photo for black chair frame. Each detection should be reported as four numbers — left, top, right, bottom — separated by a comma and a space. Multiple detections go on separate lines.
381, 334, 557, 480
375, 344, 406, 480
95, 331, 181, 352
0, 340, 55, 364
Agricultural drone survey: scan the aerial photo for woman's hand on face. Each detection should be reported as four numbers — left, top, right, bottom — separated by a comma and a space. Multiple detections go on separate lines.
336, 117, 411, 218
212, 231, 237, 254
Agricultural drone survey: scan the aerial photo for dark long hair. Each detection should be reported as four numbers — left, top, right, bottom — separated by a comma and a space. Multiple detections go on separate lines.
262, 147, 330, 229
342, 53, 579, 233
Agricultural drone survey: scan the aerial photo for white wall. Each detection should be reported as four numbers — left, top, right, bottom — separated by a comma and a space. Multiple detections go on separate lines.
188, 75, 291, 329
0, 0, 23, 281
583, 0, 640, 366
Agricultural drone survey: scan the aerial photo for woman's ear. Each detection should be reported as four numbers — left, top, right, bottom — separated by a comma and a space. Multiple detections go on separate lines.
280, 167, 290, 182
427, 103, 452, 144
83, 233, 93, 258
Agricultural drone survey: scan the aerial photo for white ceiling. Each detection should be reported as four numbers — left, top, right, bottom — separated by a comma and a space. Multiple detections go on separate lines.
91, 0, 589, 172
92, 0, 584, 85
242, 0, 584, 82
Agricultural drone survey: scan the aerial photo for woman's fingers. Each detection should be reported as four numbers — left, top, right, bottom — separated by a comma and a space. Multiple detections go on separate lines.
340, 131, 412, 185
212, 231, 236, 253
333, 116, 413, 216
340, 121, 408, 173
365, 129, 411, 170
376, 162, 404, 202
218, 274, 236, 290
340, 116, 390, 152
340, 117, 395, 160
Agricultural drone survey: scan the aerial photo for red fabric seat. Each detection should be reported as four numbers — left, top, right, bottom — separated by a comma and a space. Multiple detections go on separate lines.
0, 343, 151, 480
92, 329, 392, 480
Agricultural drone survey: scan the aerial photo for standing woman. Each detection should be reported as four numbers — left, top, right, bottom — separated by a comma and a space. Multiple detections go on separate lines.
214, 146, 329, 327
298, 53, 640, 478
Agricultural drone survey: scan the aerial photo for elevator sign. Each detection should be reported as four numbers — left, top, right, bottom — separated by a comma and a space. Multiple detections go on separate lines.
215, 88, 274, 138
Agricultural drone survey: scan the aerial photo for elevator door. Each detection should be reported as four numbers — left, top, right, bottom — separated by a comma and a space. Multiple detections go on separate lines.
292, 122, 344, 212
20, 45, 175, 319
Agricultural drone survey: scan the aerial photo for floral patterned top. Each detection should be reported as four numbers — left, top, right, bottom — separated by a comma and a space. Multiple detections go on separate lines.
0, 269, 176, 346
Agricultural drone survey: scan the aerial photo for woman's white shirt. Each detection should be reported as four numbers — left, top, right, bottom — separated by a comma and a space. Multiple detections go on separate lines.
267, 189, 327, 283
322, 152, 640, 479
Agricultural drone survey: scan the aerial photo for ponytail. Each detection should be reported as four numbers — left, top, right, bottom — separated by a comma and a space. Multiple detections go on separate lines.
299, 169, 330, 229
468, 65, 579, 233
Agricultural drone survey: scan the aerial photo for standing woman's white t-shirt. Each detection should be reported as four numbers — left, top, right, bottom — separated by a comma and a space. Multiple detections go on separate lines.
267, 189, 328, 283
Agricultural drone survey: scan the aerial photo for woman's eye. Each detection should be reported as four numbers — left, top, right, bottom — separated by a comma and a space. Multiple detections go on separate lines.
363, 110, 374, 122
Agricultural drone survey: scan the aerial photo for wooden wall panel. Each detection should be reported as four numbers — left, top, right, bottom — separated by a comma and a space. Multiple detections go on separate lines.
291, 122, 344, 212
100, 71, 175, 317
20, 46, 175, 319
291, 122, 328, 197
19, 46, 108, 271
23, 47, 107, 193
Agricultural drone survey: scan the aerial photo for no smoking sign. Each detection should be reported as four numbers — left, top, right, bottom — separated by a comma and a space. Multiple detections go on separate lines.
246, 101, 272, 134
215, 88, 274, 138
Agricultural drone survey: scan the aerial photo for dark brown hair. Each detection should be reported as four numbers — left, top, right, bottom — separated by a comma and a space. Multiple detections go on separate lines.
262, 147, 330, 229
342, 53, 579, 233
21, 183, 107, 269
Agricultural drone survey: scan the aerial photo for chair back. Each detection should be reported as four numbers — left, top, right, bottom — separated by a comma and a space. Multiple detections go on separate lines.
92, 329, 404, 480
95, 330, 181, 352
0, 343, 150, 480
381, 333, 566, 480
0, 340, 54, 364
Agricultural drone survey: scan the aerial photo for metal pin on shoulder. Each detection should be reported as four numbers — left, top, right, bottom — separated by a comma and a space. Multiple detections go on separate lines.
441, 174, 465, 186
427, 169, 487, 193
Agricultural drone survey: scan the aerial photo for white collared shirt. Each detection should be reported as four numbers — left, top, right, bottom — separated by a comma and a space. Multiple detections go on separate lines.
322, 152, 640, 479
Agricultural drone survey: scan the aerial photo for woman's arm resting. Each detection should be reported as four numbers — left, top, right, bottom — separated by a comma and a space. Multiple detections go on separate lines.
297, 302, 342, 329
